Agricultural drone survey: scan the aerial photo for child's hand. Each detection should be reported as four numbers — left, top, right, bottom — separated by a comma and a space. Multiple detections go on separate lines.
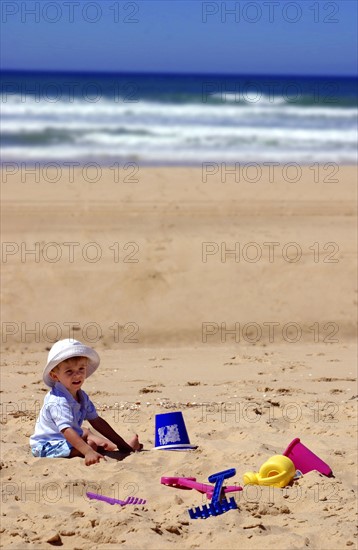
84, 449, 105, 466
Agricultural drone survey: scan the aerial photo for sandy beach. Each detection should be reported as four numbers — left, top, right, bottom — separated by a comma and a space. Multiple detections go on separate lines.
1, 165, 357, 549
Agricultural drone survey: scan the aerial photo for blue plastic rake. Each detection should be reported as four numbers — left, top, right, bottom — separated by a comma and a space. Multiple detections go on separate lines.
188, 468, 238, 519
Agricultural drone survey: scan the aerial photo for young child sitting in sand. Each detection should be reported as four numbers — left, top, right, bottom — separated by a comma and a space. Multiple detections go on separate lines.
30, 339, 142, 466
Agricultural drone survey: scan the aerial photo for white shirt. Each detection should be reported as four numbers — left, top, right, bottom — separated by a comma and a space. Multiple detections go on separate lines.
30, 381, 98, 448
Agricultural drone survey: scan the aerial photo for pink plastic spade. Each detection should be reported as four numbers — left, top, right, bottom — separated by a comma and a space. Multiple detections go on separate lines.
283, 438, 332, 476
161, 476, 242, 498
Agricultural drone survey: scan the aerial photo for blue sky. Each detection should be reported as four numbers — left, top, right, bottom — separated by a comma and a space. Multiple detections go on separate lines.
1, 0, 357, 76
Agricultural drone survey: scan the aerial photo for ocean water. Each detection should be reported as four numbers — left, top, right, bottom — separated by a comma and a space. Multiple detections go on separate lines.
1, 71, 357, 164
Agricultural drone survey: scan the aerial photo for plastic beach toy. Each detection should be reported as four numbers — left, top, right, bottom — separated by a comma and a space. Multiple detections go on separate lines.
161, 476, 243, 498
187, 468, 238, 519
243, 455, 296, 488
283, 438, 332, 476
86, 492, 146, 506
154, 411, 197, 450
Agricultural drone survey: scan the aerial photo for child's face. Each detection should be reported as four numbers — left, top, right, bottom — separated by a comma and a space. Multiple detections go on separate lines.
50, 357, 88, 397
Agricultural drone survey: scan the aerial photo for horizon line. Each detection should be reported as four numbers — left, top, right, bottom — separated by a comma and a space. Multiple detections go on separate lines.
1, 68, 357, 80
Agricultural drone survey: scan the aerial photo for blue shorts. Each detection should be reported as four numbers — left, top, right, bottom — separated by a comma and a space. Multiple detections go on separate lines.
31, 440, 73, 458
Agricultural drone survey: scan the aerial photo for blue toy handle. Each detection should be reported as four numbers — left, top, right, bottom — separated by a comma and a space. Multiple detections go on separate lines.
208, 469, 236, 505
208, 468, 236, 484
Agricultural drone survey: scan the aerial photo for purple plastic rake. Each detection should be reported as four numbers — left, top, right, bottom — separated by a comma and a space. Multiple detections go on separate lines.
86, 492, 146, 506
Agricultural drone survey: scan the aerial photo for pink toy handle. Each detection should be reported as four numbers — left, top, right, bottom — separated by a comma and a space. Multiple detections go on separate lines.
161, 477, 209, 494
160, 477, 242, 496
179, 478, 213, 495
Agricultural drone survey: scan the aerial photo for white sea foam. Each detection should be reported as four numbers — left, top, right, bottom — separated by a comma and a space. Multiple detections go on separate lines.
2, 144, 356, 164
1, 92, 357, 164
2, 94, 357, 120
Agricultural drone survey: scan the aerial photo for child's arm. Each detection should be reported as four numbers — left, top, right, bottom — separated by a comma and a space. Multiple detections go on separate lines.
88, 416, 134, 454
61, 427, 105, 466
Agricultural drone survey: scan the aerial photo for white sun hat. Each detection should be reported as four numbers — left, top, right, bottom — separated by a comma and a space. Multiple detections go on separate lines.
43, 339, 100, 387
